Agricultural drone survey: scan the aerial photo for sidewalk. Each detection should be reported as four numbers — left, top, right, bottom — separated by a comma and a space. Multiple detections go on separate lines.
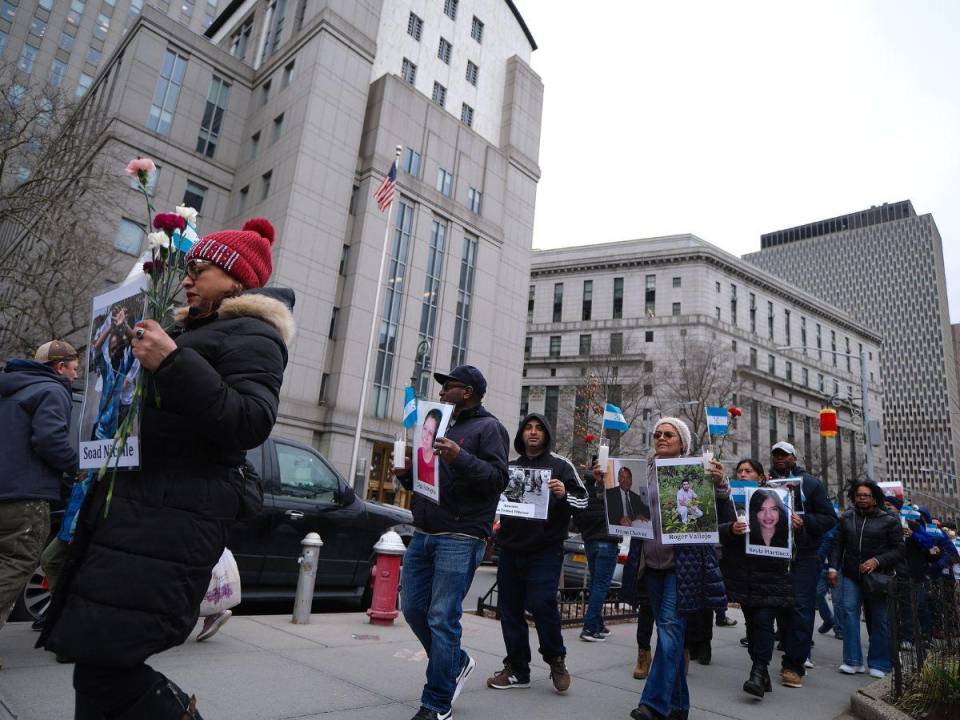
0, 607, 871, 720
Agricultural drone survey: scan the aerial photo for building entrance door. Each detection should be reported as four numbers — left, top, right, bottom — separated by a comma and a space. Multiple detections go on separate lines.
366, 441, 412, 508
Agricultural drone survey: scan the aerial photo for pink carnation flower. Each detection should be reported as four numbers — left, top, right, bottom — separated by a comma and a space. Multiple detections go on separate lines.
126, 157, 156, 176
153, 212, 187, 232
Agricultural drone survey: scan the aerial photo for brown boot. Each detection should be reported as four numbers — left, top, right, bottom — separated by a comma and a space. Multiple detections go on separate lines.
633, 649, 652, 679
548, 656, 571, 692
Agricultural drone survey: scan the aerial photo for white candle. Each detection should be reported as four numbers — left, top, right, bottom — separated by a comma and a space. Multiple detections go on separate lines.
597, 442, 609, 470
393, 436, 405, 469
702, 450, 714, 468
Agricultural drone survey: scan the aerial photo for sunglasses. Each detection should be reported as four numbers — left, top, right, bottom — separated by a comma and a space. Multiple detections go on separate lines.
441, 381, 469, 391
653, 431, 677, 439
185, 258, 213, 279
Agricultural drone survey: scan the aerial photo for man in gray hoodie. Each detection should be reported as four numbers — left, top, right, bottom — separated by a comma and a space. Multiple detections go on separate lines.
0, 341, 78, 631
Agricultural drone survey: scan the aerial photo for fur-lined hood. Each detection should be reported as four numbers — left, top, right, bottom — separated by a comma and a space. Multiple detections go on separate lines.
175, 287, 296, 344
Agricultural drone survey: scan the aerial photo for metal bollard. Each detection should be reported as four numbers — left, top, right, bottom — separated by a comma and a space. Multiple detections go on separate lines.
291, 532, 323, 624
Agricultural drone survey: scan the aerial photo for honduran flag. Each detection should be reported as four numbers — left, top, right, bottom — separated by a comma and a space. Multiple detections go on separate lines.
402, 386, 417, 429
705, 406, 730, 436
602, 403, 630, 432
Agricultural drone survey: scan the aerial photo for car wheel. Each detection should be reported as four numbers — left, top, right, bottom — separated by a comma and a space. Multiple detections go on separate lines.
10, 566, 51, 622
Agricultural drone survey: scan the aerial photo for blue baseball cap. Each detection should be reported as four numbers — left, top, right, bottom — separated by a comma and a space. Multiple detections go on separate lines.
434, 365, 487, 397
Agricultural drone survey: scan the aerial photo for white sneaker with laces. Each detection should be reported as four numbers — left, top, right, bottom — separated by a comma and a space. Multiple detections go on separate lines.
838, 664, 865, 674
804, 658, 815, 669
868, 668, 886, 678
451, 653, 476, 704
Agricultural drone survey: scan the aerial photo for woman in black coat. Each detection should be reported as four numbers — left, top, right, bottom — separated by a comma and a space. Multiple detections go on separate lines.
40, 219, 294, 719
828, 480, 903, 679
718, 459, 793, 700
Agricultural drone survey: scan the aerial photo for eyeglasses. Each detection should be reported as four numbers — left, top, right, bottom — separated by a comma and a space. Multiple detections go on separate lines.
185, 259, 213, 279
441, 381, 469, 391
653, 431, 676, 439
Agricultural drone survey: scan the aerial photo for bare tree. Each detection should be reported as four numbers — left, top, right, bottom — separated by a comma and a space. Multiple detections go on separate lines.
0, 64, 119, 359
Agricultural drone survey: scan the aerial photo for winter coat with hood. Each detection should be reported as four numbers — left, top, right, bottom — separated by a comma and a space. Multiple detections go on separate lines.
40, 288, 294, 668
496, 412, 588, 555
716, 495, 793, 609
0, 359, 76, 502
830, 502, 904, 582
397, 402, 510, 539
769, 464, 837, 561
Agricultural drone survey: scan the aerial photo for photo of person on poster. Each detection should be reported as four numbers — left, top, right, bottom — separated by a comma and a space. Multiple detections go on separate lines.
748, 487, 790, 549
417, 408, 444, 487
412, 400, 453, 502
676, 479, 704, 525
605, 465, 649, 528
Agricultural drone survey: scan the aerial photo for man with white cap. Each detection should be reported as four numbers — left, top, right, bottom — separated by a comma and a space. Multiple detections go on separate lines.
0, 341, 78, 633
768, 440, 837, 689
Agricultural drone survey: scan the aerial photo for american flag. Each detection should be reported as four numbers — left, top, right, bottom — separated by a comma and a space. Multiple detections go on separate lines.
374, 160, 397, 211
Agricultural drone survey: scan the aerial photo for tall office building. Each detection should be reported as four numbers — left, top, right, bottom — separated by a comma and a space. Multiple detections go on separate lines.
4, 0, 543, 506
525, 234, 884, 498
746, 201, 960, 500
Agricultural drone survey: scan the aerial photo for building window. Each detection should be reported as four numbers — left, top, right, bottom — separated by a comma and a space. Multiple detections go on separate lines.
436, 168, 452, 197
818, 373, 824, 393
31, 16, 48, 39
520, 386, 529, 419
750, 348, 757, 368
401, 58, 416, 85
260, 170, 272, 200
237, 185, 249, 214
450, 234, 478, 368
415, 219, 447, 396
328, 307, 339, 338
319, 373, 330, 404
672, 302, 681, 316
460, 103, 474, 127
402, 147, 421, 176
768, 355, 775, 375
466, 60, 479, 86
129, 0, 142, 16
75, 73, 93, 97
715, 306, 721, 320
582, 279, 592, 321
271, 113, 284, 143
644, 274, 655, 316
282, 60, 295, 88
544, 386, 559, 431
831, 330, 837, 366
444, 0, 458, 20
196, 75, 230, 158
466, 186, 481, 213
249, 131, 260, 160
610, 332, 623, 355
85, 46, 101, 67
0, 0, 15, 20
552, 283, 563, 322
114, 218, 143, 255
769, 406, 778, 446
266, 0, 288, 57
730, 284, 738, 325
182, 181, 206, 214
147, 50, 188, 136
471, 15, 483, 42
801, 316, 807, 352
58, 31, 75, 52
230, 17, 254, 60
816, 323, 822, 359
528, 285, 535, 322
802, 367, 809, 387
845, 336, 851, 371
749, 292, 756, 333
549, 336, 561, 358
645, 331, 654, 343
767, 301, 774, 340
338, 244, 350, 275
432, 81, 446, 107
373, 200, 414, 417
643, 384, 653, 397
438, 37, 452, 64
523, 336, 533, 360
672, 276, 681, 288
613, 277, 624, 319
579, 334, 591, 356
261, 80, 271, 106
48, 60, 67, 88
784, 309, 791, 346
715, 281, 721, 293
786, 361, 793, 382
18, 46, 37, 74
181, 0, 195, 18
643, 360, 654, 373
407, 11, 423, 40
94, 13, 109, 39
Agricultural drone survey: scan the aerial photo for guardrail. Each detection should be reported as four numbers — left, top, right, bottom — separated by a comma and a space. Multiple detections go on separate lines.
476, 580, 638, 628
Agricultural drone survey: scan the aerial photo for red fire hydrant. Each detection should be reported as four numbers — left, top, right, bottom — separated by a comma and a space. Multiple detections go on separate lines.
366, 530, 407, 625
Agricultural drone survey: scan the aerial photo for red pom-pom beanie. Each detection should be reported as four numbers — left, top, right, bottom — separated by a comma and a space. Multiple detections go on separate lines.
186, 218, 276, 288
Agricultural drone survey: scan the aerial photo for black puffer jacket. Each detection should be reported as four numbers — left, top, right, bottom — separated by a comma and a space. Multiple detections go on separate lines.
40, 289, 294, 667
573, 470, 619, 544
717, 497, 793, 609
829, 505, 904, 580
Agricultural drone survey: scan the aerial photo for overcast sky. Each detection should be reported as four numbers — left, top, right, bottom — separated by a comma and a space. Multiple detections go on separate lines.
516, 0, 960, 320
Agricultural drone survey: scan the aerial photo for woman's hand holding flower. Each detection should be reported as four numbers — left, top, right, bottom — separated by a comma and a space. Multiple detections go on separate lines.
131, 320, 177, 371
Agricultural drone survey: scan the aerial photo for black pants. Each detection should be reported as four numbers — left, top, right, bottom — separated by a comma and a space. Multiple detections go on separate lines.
74, 663, 164, 717
636, 602, 655, 650
743, 606, 777, 665
684, 608, 713, 656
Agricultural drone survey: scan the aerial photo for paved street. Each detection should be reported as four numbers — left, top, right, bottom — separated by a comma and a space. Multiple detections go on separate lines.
0, 602, 871, 720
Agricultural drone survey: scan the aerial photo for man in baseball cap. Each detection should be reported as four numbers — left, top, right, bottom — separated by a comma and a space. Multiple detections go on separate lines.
0, 340, 78, 632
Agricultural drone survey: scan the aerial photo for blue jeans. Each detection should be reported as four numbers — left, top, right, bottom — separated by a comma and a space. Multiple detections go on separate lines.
639, 569, 688, 717
401, 533, 486, 713
497, 545, 565, 679
782, 557, 819, 675
839, 575, 891, 672
583, 540, 618, 633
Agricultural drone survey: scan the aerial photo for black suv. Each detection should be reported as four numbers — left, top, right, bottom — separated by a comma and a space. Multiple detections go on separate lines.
12, 436, 413, 621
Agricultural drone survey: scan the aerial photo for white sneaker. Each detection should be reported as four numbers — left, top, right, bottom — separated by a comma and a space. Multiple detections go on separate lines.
804, 658, 815, 669
197, 609, 232, 641
838, 664, 865, 674
451, 653, 476, 705
868, 668, 886, 678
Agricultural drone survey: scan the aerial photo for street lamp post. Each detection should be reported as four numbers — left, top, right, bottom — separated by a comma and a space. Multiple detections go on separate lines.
410, 339, 432, 399
777, 345, 877, 481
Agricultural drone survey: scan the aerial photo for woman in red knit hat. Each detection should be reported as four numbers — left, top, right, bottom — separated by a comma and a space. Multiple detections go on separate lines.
42, 219, 295, 719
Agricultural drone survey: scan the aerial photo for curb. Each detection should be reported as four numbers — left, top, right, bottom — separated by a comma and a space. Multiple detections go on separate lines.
849, 677, 914, 720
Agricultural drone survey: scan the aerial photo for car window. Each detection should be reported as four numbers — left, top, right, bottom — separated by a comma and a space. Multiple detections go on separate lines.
275, 443, 338, 503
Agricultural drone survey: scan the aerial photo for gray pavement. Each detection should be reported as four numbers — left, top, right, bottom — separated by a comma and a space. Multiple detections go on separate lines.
0, 604, 872, 720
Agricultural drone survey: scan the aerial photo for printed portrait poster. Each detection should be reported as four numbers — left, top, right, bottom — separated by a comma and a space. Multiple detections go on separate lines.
878, 481, 905, 503
78, 276, 148, 471
603, 458, 654, 539
412, 400, 454, 503
655, 457, 719, 545
767, 477, 806, 514
498, 466, 551, 520
744, 487, 794, 559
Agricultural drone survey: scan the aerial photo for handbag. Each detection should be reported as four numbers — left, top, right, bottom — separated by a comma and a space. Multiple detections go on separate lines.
861, 570, 893, 596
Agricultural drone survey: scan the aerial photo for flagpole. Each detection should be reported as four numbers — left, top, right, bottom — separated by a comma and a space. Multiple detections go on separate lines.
348, 145, 402, 488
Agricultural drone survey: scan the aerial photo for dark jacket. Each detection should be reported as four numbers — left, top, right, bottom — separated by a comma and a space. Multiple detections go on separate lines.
677, 544, 727, 615
496, 412, 587, 555
40, 289, 293, 667
573, 470, 620, 544
769, 465, 837, 560
398, 403, 509, 539
717, 496, 793, 609
0, 359, 76, 502
830, 505, 904, 581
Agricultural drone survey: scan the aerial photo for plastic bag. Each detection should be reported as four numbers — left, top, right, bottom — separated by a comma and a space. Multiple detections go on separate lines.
199, 548, 241, 616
